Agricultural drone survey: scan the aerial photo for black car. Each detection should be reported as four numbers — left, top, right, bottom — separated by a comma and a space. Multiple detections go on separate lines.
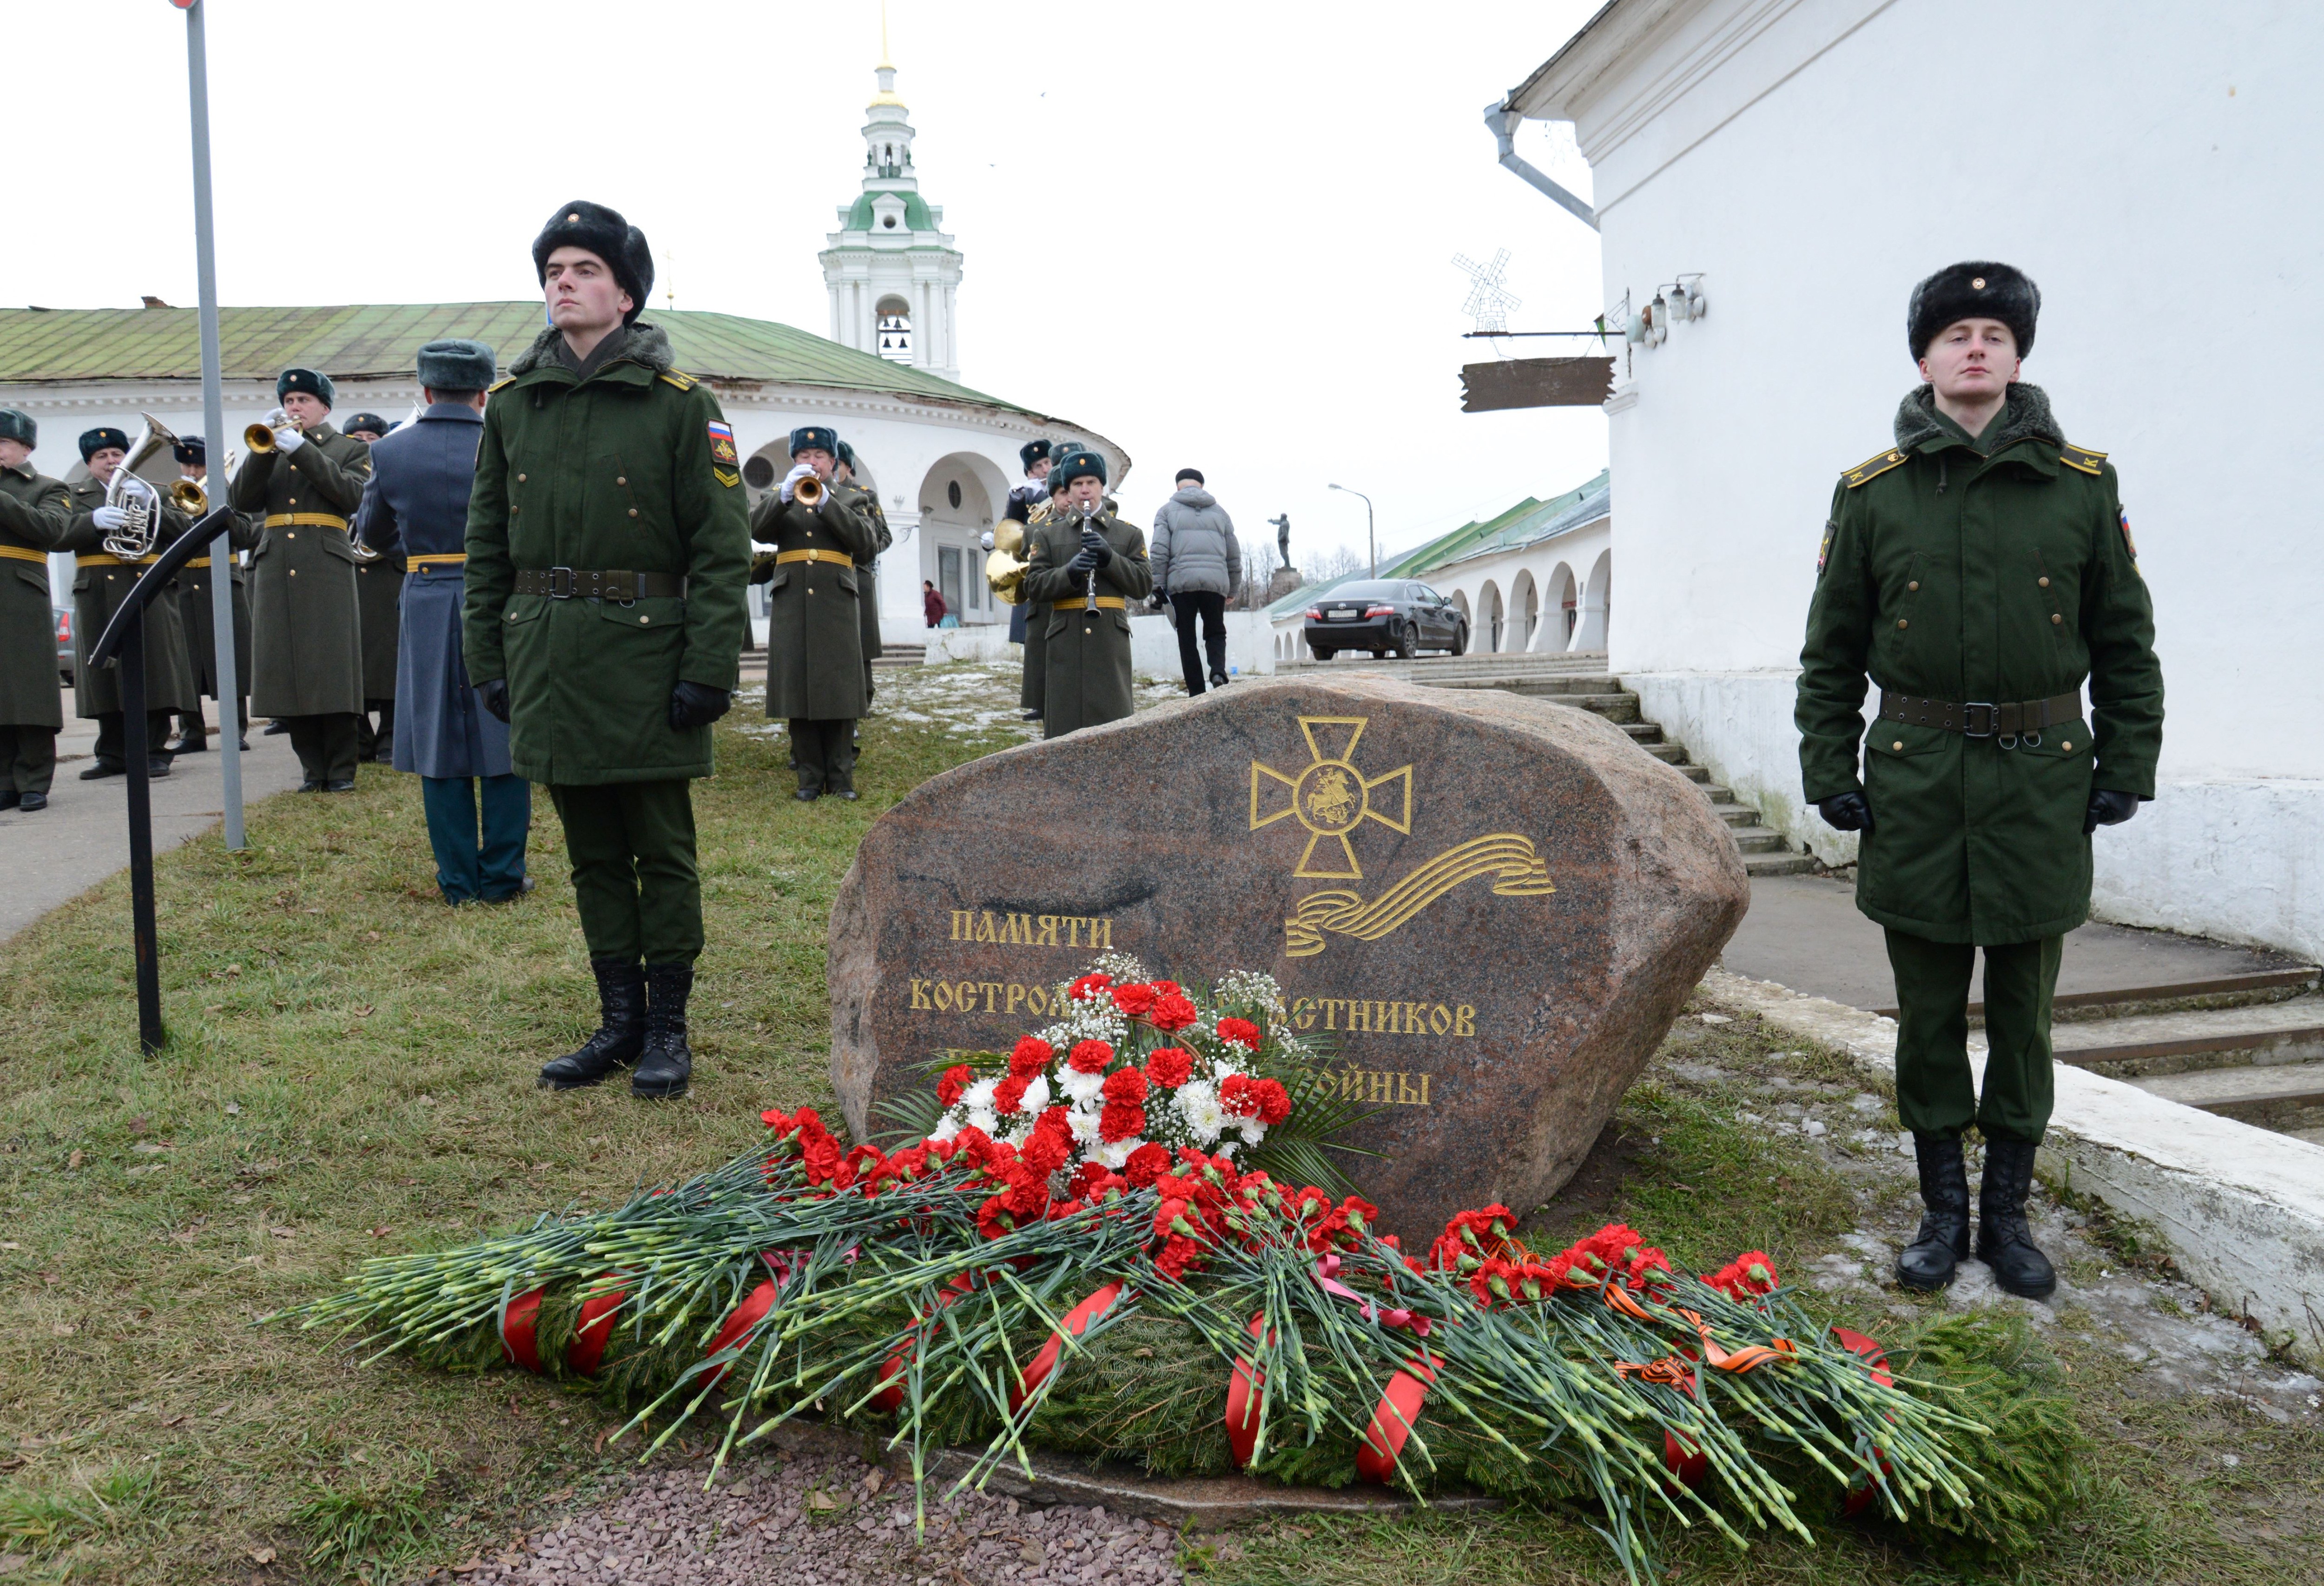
1302, 580, 1467, 659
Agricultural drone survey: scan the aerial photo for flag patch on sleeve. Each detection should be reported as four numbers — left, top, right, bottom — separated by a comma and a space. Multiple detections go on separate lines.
706, 421, 738, 465
1816, 521, 1835, 572
2119, 506, 2138, 561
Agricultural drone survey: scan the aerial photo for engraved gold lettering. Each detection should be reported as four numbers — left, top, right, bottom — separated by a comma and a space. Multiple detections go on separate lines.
932, 980, 953, 1011
950, 911, 972, 941
1007, 984, 1026, 1016
972, 912, 997, 944
1291, 997, 1317, 1031
956, 981, 977, 1011
1397, 1072, 1424, 1105
1340, 1067, 1364, 1102
1368, 1070, 1393, 1104
978, 982, 1001, 1012
1430, 1004, 1452, 1036
1004, 913, 1029, 945
911, 978, 931, 1010
1456, 1005, 1476, 1037
1090, 917, 1111, 950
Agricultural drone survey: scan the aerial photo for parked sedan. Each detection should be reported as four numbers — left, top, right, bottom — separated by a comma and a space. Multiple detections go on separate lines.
54, 604, 72, 686
1302, 580, 1467, 659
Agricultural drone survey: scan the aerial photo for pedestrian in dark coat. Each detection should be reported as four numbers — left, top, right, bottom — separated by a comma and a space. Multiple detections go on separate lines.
355, 339, 531, 905
750, 426, 874, 799
0, 410, 69, 810
1797, 261, 2164, 1302
1022, 449, 1152, 738
60, 428, 198, 780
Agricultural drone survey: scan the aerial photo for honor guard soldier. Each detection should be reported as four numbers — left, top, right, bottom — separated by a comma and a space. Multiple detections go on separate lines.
0, 410, 71, 810
1007, 439, 1052, 717
749, 426, 874, 799
168, 434, 257, 754
61, 426, 198, 780
1018, 469, 1071, 721
465, 200, 750, 1100
830, 439, 888, 712
1798, 262, 2164, 1301
231, 368, 373, 791
342, 412, 404, 764
1020, 448, 1151, 739
355, 338, 532, 905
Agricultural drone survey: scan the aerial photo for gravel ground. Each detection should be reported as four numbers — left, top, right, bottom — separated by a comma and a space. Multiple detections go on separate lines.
418, 1450, 1184, 1586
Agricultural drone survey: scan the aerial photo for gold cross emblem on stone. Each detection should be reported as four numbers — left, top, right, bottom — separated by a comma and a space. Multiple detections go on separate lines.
1248, 716, 1412, 879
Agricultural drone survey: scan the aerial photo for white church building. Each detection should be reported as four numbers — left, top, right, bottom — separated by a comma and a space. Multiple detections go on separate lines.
1504, 0, 2324, 963
0, 56, 1120, 650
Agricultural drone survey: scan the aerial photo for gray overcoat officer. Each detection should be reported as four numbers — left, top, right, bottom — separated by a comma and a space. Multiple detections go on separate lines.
749, 425, 874, 799
343, 411, 404, 764
231, 367, 373, 791
0, 409, 69, 810
59, 427, 198, 780
166, 434, 257, 754
353, 339, 532, 905
1021, 448, 1152, 739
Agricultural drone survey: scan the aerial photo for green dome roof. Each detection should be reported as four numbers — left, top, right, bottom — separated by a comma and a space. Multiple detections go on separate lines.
842, 190, 938, 233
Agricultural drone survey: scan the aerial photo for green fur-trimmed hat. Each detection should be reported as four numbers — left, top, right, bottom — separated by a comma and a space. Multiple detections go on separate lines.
80, 426, 130, 461
532, 199, 654, 326
1055, 447, 1106, 487
172, 435, 205, 466
342, 413, 390, 440
277, 367, 336, 408
789, 425, 839, 457
0, 410, 35, 449
1907, 261, 2040, 360
834, 439, 858, 473
1018, 438, 1052, 472
416, 338, 497, 392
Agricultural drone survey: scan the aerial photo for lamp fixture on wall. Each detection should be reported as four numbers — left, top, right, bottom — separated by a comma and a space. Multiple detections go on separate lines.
1625, 274, 1707, 350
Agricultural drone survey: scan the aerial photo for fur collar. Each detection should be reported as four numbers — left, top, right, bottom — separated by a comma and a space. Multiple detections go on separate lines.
1894, 381, 2064, 454
509, 320, 675, 378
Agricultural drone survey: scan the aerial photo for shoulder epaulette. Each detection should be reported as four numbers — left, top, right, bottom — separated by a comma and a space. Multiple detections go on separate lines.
1842, 447, 1908, 488
488, 376, 515, 394
658, 368, 698, 391
2059, 443, 2107, 476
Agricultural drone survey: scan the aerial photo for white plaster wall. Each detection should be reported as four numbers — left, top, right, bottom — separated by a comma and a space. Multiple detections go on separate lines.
925, 612, 1279, 681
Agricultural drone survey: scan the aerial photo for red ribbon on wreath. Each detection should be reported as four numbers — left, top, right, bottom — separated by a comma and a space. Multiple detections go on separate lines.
1312, 1253, 1433, 1336
1830, 1325, 1895, 1517
564, 1275, 634, 1376
1353, 1348, 1443, 1484
1223, 1314, 1274, 1469
1009, 1282, 1128, 1413
500, 1286, 546, 1373
871, 1271, 983, 1413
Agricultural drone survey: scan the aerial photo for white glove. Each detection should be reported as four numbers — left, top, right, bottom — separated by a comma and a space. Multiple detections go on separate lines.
273, 424, 306, 453
92, 504, 129, 532
779, 462, 815, 504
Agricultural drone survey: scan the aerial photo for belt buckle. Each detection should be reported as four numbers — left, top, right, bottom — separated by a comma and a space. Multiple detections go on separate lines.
1961, 701, 1998, 738
611, 569, 637, 606
546, 565, 576, 600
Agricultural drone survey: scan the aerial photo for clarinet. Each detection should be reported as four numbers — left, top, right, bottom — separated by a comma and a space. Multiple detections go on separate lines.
1079, 502, 1102, 615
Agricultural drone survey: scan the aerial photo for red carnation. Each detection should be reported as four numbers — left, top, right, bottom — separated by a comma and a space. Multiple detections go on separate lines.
1149, 992, 1198, 1031
951, 1124, 994, 1161
1021, 1128, 1070, 1178
1039, 1105, 1072, 1136
1098, 1100, 1145, 1143
1009, 1037, 1054, 1078
1216, 1016, 1261, 1048
936, 1065, 973, 1108
1102, 1067, 1149, 1106
1068, 1039, 1114, 1074
977, 1193, 1018, 1241
1153, 1234, 1205, 1281
1122, 1142, 1172, 1187
992, 1076, 1029, 1116
1221, 1075, 1291, 1125
1112, 982, 1159, 1018
1144, 1047, 1194, 1089
1069, 972, 1114, 1002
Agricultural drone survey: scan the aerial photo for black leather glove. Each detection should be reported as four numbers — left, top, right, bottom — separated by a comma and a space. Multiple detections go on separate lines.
1065, 547, 1099, 575
1080, 530, 1113, 569
1818, 791, 1874, 833
669, 680, 732, 731
2084, 788, 2139, 835
477, 678, 511, 723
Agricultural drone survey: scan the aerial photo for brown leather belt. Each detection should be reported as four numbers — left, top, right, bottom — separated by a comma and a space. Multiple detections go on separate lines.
513, 567, 687, 601
1879, 689, 2082, 738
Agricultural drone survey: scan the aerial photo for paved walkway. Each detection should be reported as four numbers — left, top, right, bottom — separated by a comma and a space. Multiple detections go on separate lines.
1721, 873, 2307, 1011
0, 689, 309, 941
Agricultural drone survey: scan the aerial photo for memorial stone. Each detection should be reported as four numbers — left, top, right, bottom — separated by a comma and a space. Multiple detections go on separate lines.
829, 673, 1750, 1240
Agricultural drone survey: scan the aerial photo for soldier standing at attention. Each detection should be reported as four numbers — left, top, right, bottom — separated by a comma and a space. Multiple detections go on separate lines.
1021, 448, 1150, 739
831, 439, 888, 716
168, 434, 257, 754
343, 412, 404, 764
465, 200, 749, 1100
231, 369, 372, 791
0, 410, 70, 811
62, 427, 198, 781
355, 338, 532, 905
1798, 262, 2164, 1301
750, 425, 873, 800
1009, 439, 1053, 720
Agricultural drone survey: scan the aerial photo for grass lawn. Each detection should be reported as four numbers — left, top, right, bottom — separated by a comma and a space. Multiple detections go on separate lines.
1, 661, 2316, 1584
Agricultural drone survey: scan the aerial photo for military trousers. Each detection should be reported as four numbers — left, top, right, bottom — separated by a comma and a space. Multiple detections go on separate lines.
1885, 928, 2064, 1143
94, 711, 173, 771
422, 773, 531, 905
0, 726, 56, 795
548, 779, 702, 966
790, 719, 857, 795
284, 713, 362, 786
358, 699, 397, 763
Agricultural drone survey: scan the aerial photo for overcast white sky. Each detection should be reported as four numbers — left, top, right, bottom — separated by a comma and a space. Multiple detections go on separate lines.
10, 0, 1607, 566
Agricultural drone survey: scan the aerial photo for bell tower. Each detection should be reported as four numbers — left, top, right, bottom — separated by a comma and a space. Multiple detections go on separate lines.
820, 36, 965, 383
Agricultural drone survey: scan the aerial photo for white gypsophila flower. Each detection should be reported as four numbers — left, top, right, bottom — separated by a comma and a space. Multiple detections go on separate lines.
929, 1115, 963, 1143
1068, 1107, 1103, 1146
1174, 1079, 1226, 1146
1096, 1136, 1142, 1170
961, 1077, 999, 1113
1004, 1121, 1035, 1149
1058, 1066, 1105, 1105
1093, 951, 1149, 985
1213, 969, 1286, 1019
1020, 1074, 1051, 1114
967, 1108, 998, 1136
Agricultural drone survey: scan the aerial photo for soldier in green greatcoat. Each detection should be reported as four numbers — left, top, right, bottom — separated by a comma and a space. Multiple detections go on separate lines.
230, 369, 372, 791
465, 200, 750, 1101
1017, 467, 1070, 722
60, 427, 198, 780
750, 426, 873, 800
1798, 262, 2164, 1301
343, 412, 404, 763
1021, 448, 1151, 739
831, 439, 888, 711
0, 410, 70, 810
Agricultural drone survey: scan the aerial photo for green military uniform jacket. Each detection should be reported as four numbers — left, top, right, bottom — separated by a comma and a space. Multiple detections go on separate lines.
59, 476, 198, 718
0, 463, 69, 729
230, 423, 370, 716
463, 322, 750, 786
833, 477, 889, 684
355, 542, 406, 699
1798, 384, 2164, 945
750, 483, 875, 721
1022, 507, 1153, 739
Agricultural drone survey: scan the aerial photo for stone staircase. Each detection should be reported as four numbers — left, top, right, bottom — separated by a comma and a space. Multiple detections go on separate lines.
1275, 653, 1820, 877
872, 642, 927, 671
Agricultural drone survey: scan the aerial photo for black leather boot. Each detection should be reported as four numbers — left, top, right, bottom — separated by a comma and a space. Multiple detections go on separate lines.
632, 964, 695, 1099
1977, 1133, 2058, 1300
538, 958, 647, 1090
1895, 1131, 1971, 1290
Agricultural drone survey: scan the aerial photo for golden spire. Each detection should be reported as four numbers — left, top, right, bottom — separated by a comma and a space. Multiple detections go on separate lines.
879, 0, 893, 69
869, 0, 906, 107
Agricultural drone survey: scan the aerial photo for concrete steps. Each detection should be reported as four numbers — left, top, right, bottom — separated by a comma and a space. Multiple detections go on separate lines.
872, 643, 928, 670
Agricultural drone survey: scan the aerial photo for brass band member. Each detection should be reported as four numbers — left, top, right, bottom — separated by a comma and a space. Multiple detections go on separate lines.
0, 410, 70, 810
1010, 438, 1052, 719
62, 426, 199, 780
1020, 448, 1151, 738
750, 426, 875, 799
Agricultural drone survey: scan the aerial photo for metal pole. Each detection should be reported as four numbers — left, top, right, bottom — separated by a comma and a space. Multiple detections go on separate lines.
1328, 483, 1377, 580
120, 614, 166, 1054
184, 0, 243, 849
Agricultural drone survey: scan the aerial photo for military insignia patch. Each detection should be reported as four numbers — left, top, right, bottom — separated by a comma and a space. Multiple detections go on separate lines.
1817, 521, 1835, 573
2119, 506, 2138, 561
713, 467, 740, 489
706, 421, 738, 465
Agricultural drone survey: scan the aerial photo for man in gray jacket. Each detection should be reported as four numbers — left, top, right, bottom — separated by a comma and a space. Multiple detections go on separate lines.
1149, 468, 1241, 695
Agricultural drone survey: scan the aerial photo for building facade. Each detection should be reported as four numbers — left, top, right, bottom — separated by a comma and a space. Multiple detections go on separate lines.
820, 56, 965, 385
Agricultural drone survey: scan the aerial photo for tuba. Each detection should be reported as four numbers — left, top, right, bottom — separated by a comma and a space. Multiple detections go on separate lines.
984, 519, 1028, 605
100, 414, 182, 559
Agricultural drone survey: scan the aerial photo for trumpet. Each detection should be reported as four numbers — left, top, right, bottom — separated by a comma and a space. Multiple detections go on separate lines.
794, 472, 825, 509
244, 408, 290, 453
168, 477, 208, 515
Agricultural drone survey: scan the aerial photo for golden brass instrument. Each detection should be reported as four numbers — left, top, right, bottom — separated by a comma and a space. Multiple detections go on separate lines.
984, 518, 1028, 604
244, 408, 290, 454
99, 413, 182, 559
794, 472, 826, 509
168, 477, 208, 515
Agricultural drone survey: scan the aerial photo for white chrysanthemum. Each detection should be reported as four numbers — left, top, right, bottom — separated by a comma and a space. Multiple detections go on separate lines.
1096, 1135, 1143, 1170
929, 1115, 963, 1143
961, 1077, 999, 1113
1058, 1066, 1106, 1105
1068, 1107, 1103, 1146
1236, 1117, 1268, 1146
1019, 1074, 1052, 1114
1216, 1138, 1241, 1158
1174, 1079, 1226, 1145
966, 1107, 998, 1136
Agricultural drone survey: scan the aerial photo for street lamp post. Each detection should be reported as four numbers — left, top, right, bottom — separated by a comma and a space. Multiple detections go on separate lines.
1327, 483, 1375, 579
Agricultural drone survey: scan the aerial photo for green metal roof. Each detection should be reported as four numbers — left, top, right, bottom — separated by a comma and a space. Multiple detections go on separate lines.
0, 302, 1027, 412
841, 190, 939, 233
